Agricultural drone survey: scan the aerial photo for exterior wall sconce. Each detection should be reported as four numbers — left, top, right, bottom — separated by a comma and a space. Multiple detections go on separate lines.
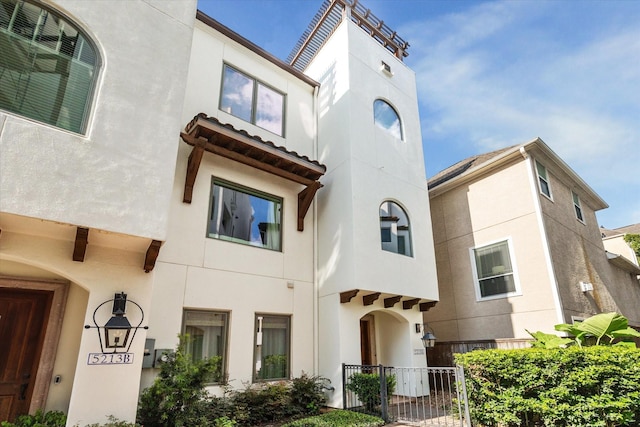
85, 292, 148, 353
416, 323, 437, 348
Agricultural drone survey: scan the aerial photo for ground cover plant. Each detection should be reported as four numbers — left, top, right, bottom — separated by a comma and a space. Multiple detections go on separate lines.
281, 409, 384, 427
456, 345, 640, 426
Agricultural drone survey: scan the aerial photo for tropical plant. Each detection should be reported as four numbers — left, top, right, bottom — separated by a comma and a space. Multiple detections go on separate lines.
528, 312, 640, 348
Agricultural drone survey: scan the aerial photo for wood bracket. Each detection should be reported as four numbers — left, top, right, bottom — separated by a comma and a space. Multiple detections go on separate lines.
182, 134, 209, 204
72, 227, 89, 262
363, 292, 381, 306
384, 295, 402, 308
340, 289, 359, 303
297, 181, 323, 231
402, 298, 420, 310
419, 301, 438, 312
144, 240, 163, 273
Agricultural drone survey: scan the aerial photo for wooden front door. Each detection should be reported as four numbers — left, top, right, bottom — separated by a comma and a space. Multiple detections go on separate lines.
359, 314, 377, 366
0, 288, 52, 421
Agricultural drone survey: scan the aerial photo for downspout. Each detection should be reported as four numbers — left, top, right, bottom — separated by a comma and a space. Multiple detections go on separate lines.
313, 84, 320, 375
520, 147, 565, 324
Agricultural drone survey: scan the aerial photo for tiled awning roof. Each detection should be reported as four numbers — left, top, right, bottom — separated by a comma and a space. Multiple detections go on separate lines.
179, 114, 326, 231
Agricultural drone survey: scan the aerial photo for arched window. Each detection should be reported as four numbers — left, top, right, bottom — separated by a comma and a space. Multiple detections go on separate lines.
379, 200, 412, 257
373, 99, 402, 140
0, 0, 99, 133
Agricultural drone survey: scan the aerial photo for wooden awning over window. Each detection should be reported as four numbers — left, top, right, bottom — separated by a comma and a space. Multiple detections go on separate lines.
180, 113, 327, 231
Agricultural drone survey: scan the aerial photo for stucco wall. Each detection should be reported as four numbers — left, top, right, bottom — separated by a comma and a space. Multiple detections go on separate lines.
308, 21, 438, 300
0, 0, 196, 241
427, 159, 558, 340
144, 19, 319, 390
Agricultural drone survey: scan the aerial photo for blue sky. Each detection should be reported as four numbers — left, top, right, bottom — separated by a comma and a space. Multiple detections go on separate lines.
198, 0, 639, 229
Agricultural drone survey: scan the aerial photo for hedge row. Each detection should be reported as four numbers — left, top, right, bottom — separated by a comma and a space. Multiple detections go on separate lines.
455, 346, 640, 426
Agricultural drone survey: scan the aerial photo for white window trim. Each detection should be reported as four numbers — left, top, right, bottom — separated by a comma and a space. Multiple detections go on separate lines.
469, 237, 522, 302
535, 160, 553, 201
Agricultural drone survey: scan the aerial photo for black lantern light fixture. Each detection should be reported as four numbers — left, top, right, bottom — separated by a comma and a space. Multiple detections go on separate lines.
417, 323, 437, 348
85, 292, 147, 353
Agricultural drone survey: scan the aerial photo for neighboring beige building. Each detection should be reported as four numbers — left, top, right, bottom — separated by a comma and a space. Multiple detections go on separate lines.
601, 223, 640, 269
425, 138, 640, 363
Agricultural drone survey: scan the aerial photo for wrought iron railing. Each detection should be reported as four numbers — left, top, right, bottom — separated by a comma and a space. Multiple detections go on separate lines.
342, 363, 470, 426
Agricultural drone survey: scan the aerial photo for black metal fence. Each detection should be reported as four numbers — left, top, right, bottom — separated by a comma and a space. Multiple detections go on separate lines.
342, 363, 470, 426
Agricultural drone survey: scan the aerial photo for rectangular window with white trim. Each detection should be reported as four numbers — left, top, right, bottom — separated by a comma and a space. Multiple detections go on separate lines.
471, 239, 521, 300
572, 191, 584, 222
253, 314, 290, 381
535, 161, 552, 199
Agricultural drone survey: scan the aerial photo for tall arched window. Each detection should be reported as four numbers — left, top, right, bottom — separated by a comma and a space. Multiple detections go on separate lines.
0, 0, 99, 133
379, 200, 412, 257
373, 99, 403, 140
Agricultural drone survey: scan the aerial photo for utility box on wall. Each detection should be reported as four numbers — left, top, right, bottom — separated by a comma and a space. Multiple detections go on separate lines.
142, 338, 155, 368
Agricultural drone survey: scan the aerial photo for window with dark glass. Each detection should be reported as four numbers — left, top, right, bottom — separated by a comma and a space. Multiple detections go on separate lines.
572, 191, 584, 222
254, 315, 290, 381
535, 161, 552, 199
220, 64, 284, 136
373, 99, 402, 140
182, 310, 228, 383
208, 179, 282, 251
379, 201, 412, 257
472, 240, 519, 299
0, 0, 98, 133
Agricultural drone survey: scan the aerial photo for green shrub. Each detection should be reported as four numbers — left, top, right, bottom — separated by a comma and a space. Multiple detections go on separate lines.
345, 372, 396, 413
290, 373, 329, 415
1, 410, 66, 427
137, 336, 220, 427
281, 409, 384, 427
456, 346, 640, 426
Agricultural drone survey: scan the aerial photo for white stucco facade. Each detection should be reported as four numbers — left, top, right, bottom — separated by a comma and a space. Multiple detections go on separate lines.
0, 0, 197, 425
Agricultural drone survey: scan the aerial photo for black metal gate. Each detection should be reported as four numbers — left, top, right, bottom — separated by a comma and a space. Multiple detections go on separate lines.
342, 363, 470, 426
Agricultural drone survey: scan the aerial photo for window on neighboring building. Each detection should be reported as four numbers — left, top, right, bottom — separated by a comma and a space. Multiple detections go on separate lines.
379, 201, 412, 257
535, 161, 552, 199
572, 191, 584, 222
471, 239, 520, 300
220, 64, 285, 136
373, 99, 403, 140
0, 0, 99, 133
208, 179, 282, 251
254, 315, 290, 381
182, 310, 228, 383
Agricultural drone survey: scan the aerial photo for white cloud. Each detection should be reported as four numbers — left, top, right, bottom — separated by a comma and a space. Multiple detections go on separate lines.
401, 0, 640, 227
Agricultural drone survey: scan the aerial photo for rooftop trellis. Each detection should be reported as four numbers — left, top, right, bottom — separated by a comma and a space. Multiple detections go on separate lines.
287, 0, 409, 72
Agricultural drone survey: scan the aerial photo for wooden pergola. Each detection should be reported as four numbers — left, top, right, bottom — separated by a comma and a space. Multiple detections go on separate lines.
180, 113, 327, 232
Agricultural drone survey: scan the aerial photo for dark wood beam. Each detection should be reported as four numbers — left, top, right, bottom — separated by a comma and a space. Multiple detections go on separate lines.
419, 301, 438, 312
402, 298, 420, 310
297, 181, 323, 231
384, 295, 402, 308
340, 289, 359, 303
363, 292, 381, 306
182, 135, 209, 203
144, 240, 162, 273
72, 227, 89, 262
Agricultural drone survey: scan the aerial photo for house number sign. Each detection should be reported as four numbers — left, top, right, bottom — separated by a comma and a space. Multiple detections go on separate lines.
87, 353, 134, 365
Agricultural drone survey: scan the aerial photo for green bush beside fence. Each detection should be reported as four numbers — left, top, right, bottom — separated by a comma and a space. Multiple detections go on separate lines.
456, 346, 640, 426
